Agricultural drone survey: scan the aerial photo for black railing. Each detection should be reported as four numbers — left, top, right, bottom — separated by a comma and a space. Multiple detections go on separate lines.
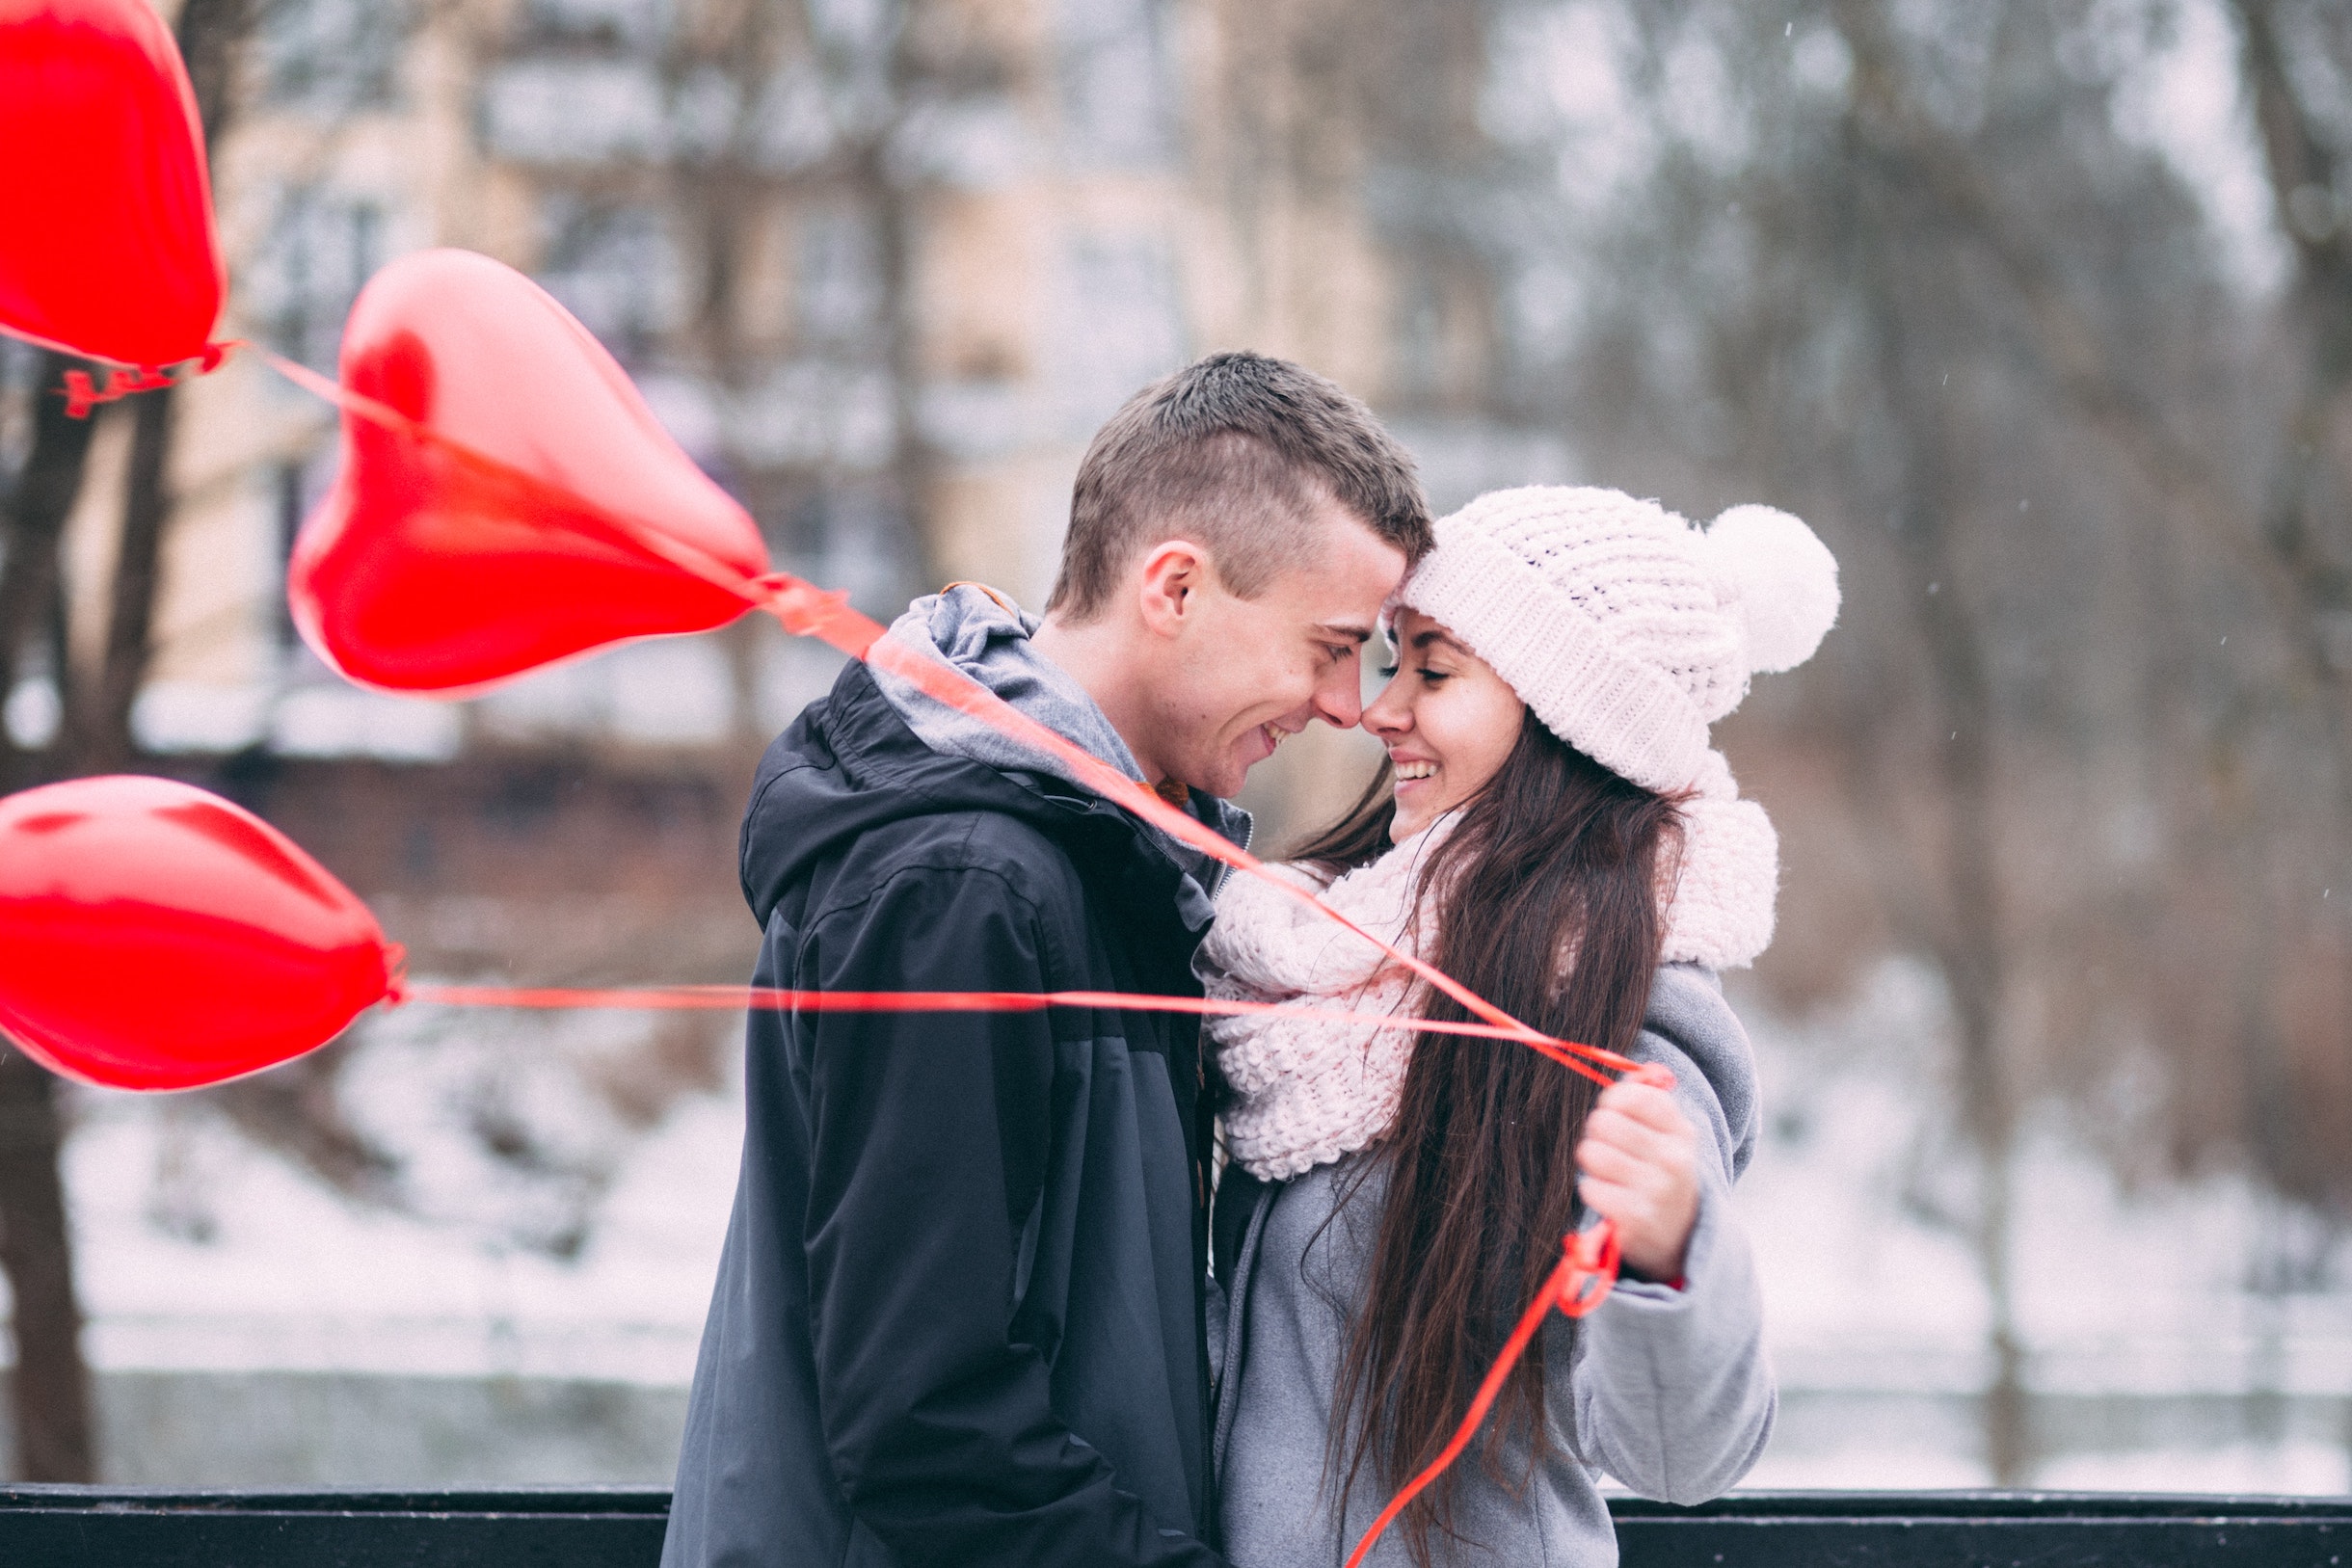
0, 1485, 2345, 1565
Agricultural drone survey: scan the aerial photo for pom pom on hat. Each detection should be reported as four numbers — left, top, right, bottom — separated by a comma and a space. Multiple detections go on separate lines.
1702, 504, 1841, 676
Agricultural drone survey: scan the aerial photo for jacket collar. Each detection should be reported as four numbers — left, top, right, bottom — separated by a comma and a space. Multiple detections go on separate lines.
743, 660, 1238, 942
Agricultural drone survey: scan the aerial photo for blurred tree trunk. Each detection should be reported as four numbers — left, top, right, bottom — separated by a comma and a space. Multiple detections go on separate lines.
60, 0, 252, 772
0, 359, 102, 1480
58, 386, 172, 774
1870, 339, 2028, 1486
0, 352, 99, 790
2233, 0, 2352, 643
0, 0, 254, 1481
1826, 0, 2033, 1482
0, 1052, 90, 1481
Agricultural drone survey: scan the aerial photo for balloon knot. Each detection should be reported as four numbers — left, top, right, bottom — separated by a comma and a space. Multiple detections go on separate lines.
758, 572, 878, 654
381, 942, 411, 1007
59, 363, 178, 419
1557, 1224, 1622, 1316
755, 572, 824, 622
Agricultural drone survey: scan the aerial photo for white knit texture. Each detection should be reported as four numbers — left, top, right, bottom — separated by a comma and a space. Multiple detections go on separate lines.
1665, 750, 1779, 970
1202, 765, 1779, 1182
1200, 825, 1447, 1182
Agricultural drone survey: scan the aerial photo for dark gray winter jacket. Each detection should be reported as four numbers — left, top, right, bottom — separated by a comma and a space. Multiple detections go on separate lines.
662, 636, 1241, 1568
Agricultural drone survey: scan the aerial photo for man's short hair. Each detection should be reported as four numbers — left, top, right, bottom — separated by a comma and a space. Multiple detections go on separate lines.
1045, 352, 1433, 621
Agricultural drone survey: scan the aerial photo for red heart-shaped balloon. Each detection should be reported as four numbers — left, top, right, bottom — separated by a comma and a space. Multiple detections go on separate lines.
287, 248, 772, 695
0, 776, 395, 1091
0, 0, 224, 367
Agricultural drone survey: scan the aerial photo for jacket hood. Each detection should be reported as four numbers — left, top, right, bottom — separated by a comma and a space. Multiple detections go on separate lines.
741, 657, 1238, 938
868, 585, 1251, 883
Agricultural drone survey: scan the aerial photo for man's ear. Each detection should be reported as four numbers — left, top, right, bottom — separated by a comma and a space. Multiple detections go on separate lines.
1135, 540, 1214, 640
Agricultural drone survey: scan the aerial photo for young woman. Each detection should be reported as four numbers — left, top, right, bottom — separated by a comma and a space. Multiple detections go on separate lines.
1201, 485, 1839, 1566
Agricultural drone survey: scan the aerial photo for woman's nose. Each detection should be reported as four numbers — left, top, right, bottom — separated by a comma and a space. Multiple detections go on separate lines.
1362, 683, 1409, 736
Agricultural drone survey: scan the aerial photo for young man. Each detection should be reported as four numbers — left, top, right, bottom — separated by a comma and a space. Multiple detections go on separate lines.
662, 352, 1431, 1568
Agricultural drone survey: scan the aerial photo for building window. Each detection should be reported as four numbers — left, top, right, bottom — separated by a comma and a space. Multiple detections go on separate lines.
537, 198, 682, 363
259, 0, 411, 113
245, 187, 386, 371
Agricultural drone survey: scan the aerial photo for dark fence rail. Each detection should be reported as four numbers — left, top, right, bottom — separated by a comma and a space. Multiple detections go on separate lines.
1611, 1491, 2351, 1565
0, 1485, 2345, 1565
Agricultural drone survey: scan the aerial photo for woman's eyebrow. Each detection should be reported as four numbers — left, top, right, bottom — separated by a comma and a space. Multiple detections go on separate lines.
1409, 628, 1459, 652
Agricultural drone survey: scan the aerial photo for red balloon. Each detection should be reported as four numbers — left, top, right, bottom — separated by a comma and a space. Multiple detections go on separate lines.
287, 249, 772, 695
0, 0, 225, 367
0, 776, 395, 1091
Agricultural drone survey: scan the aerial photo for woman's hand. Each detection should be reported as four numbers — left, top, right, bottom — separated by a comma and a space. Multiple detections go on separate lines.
1575, 1078, 1700, 1284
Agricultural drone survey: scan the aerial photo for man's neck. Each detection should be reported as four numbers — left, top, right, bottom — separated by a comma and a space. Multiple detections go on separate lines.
1029, 615, 1166, 784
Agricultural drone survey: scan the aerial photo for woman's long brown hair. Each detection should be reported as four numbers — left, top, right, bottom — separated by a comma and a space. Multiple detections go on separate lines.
1290, 708, 1681, 1566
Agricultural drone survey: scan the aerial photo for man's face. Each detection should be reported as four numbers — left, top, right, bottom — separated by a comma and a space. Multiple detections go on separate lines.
1150, 501, 1408, 798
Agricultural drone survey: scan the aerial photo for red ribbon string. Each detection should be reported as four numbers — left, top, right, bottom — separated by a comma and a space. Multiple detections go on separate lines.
1341, 1224, 1624, 1568
402, 983, 1644, 1084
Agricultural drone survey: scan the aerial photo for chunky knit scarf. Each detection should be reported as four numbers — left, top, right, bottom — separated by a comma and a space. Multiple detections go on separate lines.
1199, 749, 1777, 1181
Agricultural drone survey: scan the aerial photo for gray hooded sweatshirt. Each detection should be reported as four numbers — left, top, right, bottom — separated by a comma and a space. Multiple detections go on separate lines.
1214, 964, 1776, 1567
872, 584, 1250, 896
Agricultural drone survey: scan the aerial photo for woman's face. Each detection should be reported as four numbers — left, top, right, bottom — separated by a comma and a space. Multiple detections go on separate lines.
1363, 608, 1528, 839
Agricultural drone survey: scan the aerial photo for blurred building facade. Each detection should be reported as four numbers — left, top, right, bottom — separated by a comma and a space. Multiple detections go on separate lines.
61, 0, 1563, 837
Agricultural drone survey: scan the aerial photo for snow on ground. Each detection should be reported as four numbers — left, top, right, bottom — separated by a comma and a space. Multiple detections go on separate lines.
61, 1038, 741, 1385
1738, 958, 2352, 1396
1729, 957, 2352, 1489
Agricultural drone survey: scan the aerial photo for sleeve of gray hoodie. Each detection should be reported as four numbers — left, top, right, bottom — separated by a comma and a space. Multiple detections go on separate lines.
1555, 963, 1777, 1505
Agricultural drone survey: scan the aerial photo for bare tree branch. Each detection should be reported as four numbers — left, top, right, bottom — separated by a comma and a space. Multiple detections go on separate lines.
1831, 0, 2341, 687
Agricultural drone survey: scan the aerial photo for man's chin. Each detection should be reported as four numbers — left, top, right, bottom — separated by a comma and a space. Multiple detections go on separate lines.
1186, 757, 1250, 802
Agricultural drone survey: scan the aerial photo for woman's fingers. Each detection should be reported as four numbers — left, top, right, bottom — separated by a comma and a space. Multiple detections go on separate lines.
1571, 1135, 1651, 1186
1578, 1076, 1701, 1282
1581, 1094, 1696, 1175
1580, 1106, 1681, 1171
1576, 1177, 1643, 1223
1593, 1079, 1691, 1136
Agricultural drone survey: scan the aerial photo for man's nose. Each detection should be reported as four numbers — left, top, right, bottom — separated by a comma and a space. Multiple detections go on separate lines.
1313, 656, 1364, 728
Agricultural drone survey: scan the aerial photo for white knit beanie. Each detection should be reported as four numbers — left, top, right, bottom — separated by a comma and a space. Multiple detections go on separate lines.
1396, 485, 1839, 968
